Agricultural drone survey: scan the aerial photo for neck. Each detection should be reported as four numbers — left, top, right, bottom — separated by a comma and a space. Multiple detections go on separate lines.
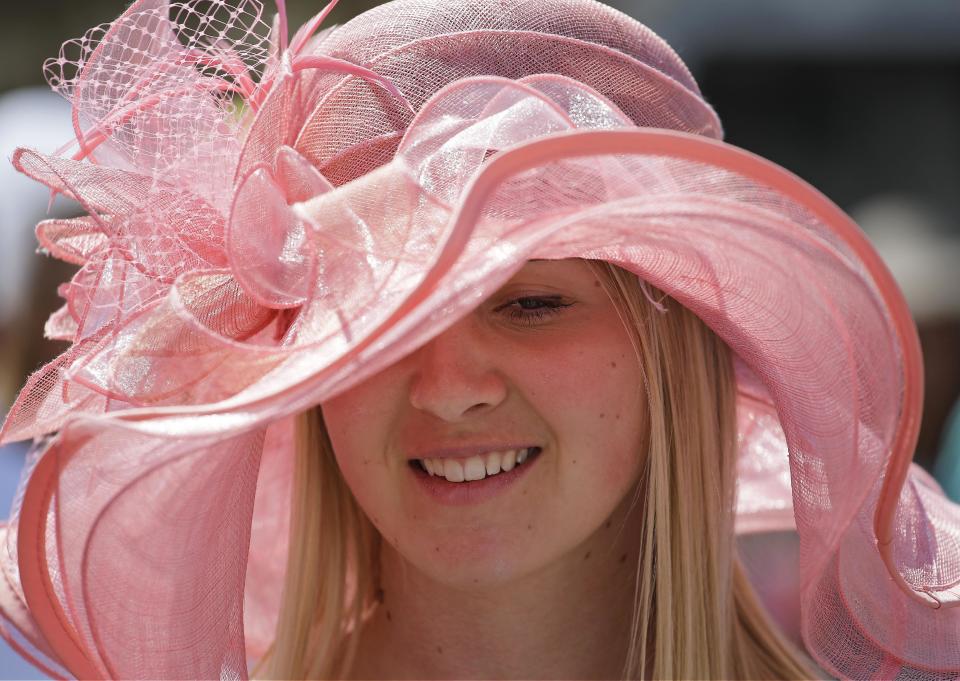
348, 496, 644, 680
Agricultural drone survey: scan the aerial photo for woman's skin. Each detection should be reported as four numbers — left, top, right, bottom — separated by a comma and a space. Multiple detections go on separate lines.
322, 259, 649, 679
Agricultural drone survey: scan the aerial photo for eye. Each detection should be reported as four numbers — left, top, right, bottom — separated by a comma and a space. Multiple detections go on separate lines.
495, 295, 573, 326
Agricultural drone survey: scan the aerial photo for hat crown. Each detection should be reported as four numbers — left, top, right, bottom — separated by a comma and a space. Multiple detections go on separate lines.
291, 0, 721, 185
317, 0, 702, 95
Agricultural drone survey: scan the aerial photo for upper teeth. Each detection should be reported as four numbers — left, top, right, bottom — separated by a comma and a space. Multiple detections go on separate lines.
421, 448, 533, 483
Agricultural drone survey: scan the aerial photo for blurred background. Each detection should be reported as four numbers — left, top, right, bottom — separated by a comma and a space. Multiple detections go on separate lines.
0, 0, 958, 677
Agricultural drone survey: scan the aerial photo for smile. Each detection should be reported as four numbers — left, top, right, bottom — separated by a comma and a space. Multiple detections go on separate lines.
413, 447, 542, 482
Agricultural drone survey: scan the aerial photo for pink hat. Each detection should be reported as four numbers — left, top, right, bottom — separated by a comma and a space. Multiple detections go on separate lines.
1, 0, 958, 678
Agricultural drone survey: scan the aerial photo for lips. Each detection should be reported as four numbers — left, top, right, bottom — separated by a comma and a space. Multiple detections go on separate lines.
407, 446, 544, 505
413, 447, 541, 482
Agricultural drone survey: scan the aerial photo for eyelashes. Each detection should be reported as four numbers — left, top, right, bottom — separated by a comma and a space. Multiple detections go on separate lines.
495, 295, 573, 326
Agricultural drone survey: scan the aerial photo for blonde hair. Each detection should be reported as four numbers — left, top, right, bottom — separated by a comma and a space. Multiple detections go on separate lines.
590, 263, 811, 680
259, 261, 812, 680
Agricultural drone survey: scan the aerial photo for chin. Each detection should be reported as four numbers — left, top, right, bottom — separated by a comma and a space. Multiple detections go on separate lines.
398, 525, 546, 587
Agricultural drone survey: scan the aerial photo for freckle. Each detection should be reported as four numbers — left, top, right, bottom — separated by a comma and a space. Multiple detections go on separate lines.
619, 553, 627, 563
435, 546, 440, 552
610, 361, 617, 368
583, 551, 591, 560
386, 610, 392, 622
572, 459, 577, 464
605, 520, 612, 529
473, 578, 479, 583
437, 646, 443, 654
527, 524, 533, 530
599, 413, 605, 419
615, 413, 621, 421
593, 280, 601, 287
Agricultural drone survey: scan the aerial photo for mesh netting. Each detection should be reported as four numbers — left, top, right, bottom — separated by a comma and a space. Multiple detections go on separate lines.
44, 0, 271, 186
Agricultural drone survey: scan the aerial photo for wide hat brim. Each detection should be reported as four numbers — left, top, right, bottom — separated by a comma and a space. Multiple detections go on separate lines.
0, 0, 958, 678
4, 85, 959, 678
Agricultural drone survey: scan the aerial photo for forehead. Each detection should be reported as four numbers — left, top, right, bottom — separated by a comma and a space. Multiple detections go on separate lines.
502, 259, 599, 286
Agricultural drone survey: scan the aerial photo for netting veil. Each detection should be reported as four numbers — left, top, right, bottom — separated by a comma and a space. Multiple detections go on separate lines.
1, 0, 958, 678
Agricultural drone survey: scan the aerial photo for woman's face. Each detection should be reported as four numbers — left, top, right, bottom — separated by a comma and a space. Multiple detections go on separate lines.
322, 259, 647, 586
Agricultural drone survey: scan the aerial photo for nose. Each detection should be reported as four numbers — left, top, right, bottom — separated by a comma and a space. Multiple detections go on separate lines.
407, 316, 508, 422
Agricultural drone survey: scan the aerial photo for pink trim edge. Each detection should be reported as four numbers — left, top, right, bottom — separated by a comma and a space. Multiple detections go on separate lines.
18, 435, 105, 679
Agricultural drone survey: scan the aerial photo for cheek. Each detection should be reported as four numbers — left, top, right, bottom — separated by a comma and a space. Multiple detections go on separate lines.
322, 394, 372, 471
534, 343, 646, 500
322, 364, 408, 464
320, 384, 400, 529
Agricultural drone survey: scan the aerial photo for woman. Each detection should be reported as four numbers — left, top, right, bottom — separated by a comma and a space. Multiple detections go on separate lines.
1, 0, 957, 679
268, 259, 814, 679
